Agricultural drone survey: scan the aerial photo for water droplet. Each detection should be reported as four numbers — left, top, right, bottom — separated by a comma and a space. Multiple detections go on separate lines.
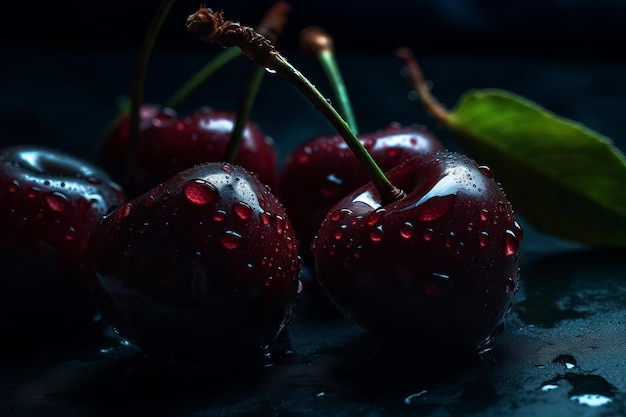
467, 222, 474, 232
27, 186, 41, 199
423, 228, 434, 241
553, 354, 577, 369
445, 231, 455, 248
399, 222, 414, 238
43, 191, 69, 212
333, 225, 346, 240
320, 174, 342, 198
478, 231, 489, 247
183, 179, 219, 205
265, 67, 277, 74
479, 209, 489, 222
367, 208, 385, 226
421, 272, 451, 296
571, 394, 613, 407
144, 195, 157, 207
233, 201, 252, 220
402, 175, 457, 221
260, 212, 271, 225
514, 220, 524, 242
273, 215, 285, 234
505, 277, 516, 293
220, 230, 242, 249
212, 209, 227, 222
65, 226, 76, 241
542, 372, 616, 408
504, 229, 519, 256
330, 208, 352, 222
478, 165, 493, 178
8, 179, 20, 192
370, 224, 384, 242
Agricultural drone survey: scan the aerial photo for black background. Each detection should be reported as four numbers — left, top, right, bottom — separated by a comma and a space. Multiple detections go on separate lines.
2, 0, 626, 60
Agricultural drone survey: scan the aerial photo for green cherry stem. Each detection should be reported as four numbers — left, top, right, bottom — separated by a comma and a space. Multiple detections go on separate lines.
225, 1, 291, 163
224, 64, 265, 163
127, 0, 175, 184
186, 6, 405, 204
300, 26, 359, 135
396, 47, 451, 126
165, 47, 241, 109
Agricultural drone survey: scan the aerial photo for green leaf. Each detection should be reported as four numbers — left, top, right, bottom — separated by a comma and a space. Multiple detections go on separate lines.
446, 88, 626, 247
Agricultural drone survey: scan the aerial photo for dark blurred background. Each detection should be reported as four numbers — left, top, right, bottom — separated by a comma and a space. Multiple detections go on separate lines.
2, 0, 626, 161
2, 0, 626, 59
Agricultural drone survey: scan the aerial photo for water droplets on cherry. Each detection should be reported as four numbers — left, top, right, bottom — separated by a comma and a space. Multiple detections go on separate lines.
44, 191, 69, 212
399, 221, 414, 238
421, 272, 452, 296
183, 179, 219, 205
220, 230, 242, 249
504, 229, 519, 256
233, 201, 252, 220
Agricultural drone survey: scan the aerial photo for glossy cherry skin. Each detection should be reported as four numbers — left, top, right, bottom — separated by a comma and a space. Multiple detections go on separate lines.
0, 145, 125, 335
280, 123, 444, 268
314, 151, 522, 356
99, 105, 279, 197
86, 162, 301, 366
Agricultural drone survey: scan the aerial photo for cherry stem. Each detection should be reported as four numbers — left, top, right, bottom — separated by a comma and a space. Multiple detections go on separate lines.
186, 6, 405, 204
166, 2, 291, 110
395, 47, 451, 126
127, 0, 175, 185
165, 47, 241, 109
225, 2, 291, 164
300, 27, 359, 134
224, 64, 265, 163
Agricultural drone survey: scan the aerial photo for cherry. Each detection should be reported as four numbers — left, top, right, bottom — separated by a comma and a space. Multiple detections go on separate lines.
86, 162, 301, 366
97, 3, 291, 198
279, 28, 445, 269
314, 152, 522, 355
0, 145, 125, 337
187, 6, 522, 355
280, 124, 444, 266
99, 105, 279, 196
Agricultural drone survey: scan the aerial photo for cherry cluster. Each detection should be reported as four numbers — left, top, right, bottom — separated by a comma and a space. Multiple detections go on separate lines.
0, 4, 521, 367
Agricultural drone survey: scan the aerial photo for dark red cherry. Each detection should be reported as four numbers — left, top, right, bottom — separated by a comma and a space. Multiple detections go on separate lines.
99, 105, 279, 197
280, 123, 444, 267
314, 151, 522, 355
0, 145, 125, 336
98, 103, 162, 187
86, 162, 301, 366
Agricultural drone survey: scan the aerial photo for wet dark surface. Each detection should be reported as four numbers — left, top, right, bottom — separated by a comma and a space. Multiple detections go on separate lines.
2, 9, 626, 415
